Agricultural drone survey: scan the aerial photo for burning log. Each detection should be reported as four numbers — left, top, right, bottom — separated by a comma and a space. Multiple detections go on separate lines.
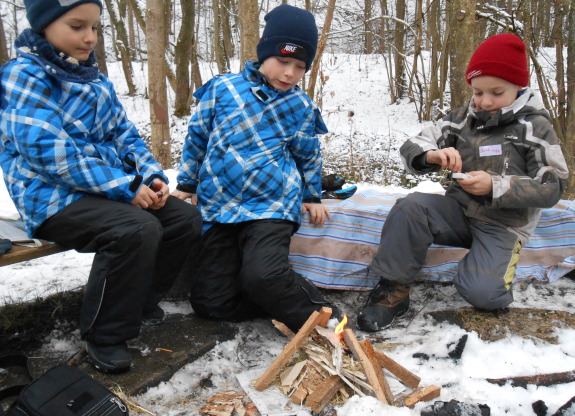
486, 369, 575, 388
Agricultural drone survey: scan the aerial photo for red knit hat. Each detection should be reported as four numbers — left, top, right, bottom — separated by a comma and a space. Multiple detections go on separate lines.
465, 33, 529, 86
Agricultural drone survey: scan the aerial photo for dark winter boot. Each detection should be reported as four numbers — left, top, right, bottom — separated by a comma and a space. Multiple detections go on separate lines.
356, 279, 410, 332
142, 304, 165, 326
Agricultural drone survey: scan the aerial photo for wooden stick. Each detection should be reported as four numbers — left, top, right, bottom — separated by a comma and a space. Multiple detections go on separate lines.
486, 369, 575, 388
342, 329, 391, 404
358, 338, 395, 404
254, 307, 332, 391
359, 340, 421, 389
271, 319, 295, 339
400, 386, 441, 408
318, 306, 334, 327
305, 375, 345, 413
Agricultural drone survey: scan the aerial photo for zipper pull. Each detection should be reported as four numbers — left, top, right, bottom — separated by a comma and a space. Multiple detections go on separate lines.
502, 154, 509, 177
111, 397, 128, 413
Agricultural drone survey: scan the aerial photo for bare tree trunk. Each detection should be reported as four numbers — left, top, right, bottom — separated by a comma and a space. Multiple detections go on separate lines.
307, 0, 336, 101
147, 0, 172, 168
127, 5, 136, 56
553, 0, 568, 138
190, 2, 204, 94
125, 0, 177, 92
238, 0, 259, 69
393, 0, 407, 101
565, 0, 575, 197
221, 0, 235, 59
378, 0, 396, 103
103, 0, 136, 96
0, 15, 10, 66
174, 0, 195, 117
213, 1, 230, 73
364, 0, 373, 53
426, 0, 441, 119
95, 25, 108, 76
447, 0, 476, 109
408, 0, 424, 101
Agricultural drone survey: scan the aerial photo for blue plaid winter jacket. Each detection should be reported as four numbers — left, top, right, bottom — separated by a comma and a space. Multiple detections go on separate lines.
176, 61, 328, 226
0, 30, 166, 236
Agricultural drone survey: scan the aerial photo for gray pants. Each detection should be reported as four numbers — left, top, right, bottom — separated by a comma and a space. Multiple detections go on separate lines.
369, 192, 520, 309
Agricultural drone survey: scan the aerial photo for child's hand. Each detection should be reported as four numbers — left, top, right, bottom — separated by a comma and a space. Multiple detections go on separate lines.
171, 189, 198, 206
302, 203, 331, 226
149, 180, 169, 209
426, 148, 462, 172
457, 171, 493, 195
131, 182, 166, 210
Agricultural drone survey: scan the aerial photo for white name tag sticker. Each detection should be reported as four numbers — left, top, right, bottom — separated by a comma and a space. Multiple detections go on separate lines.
479, 145, 502, 157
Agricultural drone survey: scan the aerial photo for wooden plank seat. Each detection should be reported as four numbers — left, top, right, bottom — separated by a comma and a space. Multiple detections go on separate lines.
0, 243, 68, 267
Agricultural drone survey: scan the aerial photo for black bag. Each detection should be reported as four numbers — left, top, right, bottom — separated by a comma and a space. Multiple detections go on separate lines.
0, 355, 128, 416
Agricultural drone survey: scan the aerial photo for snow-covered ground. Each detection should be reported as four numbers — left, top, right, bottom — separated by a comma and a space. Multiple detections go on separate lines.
1, 55, 574, 415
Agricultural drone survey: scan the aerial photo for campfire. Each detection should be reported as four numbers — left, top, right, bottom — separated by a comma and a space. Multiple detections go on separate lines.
253, 307, 440, 413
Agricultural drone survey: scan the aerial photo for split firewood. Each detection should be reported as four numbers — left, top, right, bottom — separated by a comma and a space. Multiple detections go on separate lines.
305, 374, 346, 413
396, 385, 441, 408
279, 360, 308, 387
254, 307, 332, 391
315, 326, 343, 348
291, 383, 309, 405
486, 369, 575, 388
200, 391, 256, 416
199, 404, 235, 416
272, 319, 295, 339
359, 340, 421, 389
342, 329, 393, 404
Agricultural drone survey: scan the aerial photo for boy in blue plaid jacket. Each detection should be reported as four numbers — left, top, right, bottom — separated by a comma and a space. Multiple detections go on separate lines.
173, 4, 337, 331
0, 0, 201, 372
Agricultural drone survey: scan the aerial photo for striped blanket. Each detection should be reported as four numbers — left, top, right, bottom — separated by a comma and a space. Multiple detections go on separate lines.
289, 189, 575, 291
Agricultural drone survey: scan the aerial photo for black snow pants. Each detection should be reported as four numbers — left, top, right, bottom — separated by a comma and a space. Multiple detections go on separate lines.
188, 219, 331, 331
36, 195, 202, 345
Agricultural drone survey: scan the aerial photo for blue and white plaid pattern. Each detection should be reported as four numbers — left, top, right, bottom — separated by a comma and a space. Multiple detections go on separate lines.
0, 55, 165, 236
177, 61, 327, 226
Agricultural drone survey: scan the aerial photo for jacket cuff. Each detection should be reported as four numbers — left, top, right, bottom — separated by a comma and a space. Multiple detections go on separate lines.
177, 183, 197, 194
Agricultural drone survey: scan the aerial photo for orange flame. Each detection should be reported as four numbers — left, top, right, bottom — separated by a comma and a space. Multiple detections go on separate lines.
334, 314, 348, 336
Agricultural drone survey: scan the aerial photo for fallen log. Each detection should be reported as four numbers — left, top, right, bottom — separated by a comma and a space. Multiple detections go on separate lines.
486, 369, 575, 388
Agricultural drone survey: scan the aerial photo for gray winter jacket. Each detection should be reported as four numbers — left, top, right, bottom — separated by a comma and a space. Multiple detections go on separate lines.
400, 88, 569, 244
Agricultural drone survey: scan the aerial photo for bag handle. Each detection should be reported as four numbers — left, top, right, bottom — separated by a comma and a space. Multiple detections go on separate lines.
0, 354, 33, 416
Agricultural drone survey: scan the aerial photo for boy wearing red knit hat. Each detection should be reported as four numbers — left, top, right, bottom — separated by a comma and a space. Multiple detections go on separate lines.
357, 33, 569, 332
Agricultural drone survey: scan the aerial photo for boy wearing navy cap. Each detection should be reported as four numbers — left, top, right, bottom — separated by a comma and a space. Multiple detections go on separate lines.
174, 4, 337, 331
357, 33, 569, 332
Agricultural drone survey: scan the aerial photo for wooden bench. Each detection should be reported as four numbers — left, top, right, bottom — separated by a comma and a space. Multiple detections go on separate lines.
0, 243, 68, 267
